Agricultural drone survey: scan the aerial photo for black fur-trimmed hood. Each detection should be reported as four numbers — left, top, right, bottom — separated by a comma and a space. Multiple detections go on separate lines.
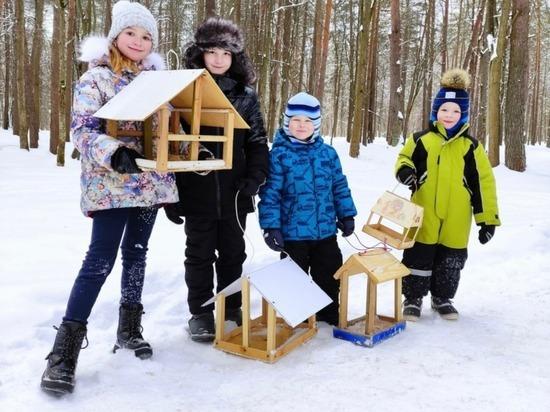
184, 18, 256, 85
192, 17, 244, 53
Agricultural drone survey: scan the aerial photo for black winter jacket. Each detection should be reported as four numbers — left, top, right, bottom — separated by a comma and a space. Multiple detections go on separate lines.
173, 75, 269, 218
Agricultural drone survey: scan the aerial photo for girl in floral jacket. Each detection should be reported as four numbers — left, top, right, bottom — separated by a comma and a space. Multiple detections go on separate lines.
41, 1, 178, 395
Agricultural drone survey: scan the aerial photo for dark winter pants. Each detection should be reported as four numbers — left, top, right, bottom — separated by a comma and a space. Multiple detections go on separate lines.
282, 236, 342, 324
184, 215, 247, 314
402, 242, 467, 300
64, 207, 158, 324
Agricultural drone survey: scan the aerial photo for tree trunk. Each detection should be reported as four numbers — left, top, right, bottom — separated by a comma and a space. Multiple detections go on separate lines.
441, 0, 449, 74
308, 0, 323, 94
364, 1, 378, 144
487, 0, 510, 166
56, 0, 67, 166
267, 1, 282, 139
475, 0, 494, 146
346, 0, 356, 142
28, 0, 44, 147
504, 0, 529, 172
386, 0, 402, 146
528, 0, 541, 145
65, 0, 76, 145
15, 0, 29, 149
103, 0, 112, 36
205, 0, 216, 17
2, 1, 11, 130
349, 0, 372, 158
315, 0, 332, 106
50, 2, 61, 155
421, 0, 435, 129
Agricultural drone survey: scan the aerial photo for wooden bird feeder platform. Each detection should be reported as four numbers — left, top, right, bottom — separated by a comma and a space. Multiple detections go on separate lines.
332, 191, 424, 347
362, 191, 424, 249
94, 69, 249, 172
333, 250, 410, 347
214, 280, 317, 363
208, 258, 331, 363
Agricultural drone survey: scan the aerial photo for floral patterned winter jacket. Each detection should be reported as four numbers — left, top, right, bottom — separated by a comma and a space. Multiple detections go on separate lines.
72, 37, 178, 216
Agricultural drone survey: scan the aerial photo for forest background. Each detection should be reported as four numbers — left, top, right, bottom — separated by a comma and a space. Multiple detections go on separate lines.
0, 0, 548, 172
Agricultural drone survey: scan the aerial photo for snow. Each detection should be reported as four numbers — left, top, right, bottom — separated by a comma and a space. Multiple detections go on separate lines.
1, 129, 549, 411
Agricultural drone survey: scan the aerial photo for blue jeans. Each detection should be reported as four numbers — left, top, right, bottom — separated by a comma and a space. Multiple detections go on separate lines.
64, 207, 158, 324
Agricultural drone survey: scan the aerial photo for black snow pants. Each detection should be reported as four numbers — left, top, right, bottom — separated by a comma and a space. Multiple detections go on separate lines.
184, 215, 247, 314
281, 236, 342, 325
402, 241, 468, 300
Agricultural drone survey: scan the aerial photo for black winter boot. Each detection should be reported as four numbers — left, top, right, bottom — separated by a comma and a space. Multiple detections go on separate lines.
403, 297, 423, 322
225, 308, 242, 326
41, 320, 87, 395
188, 312, 215, 342
431, 296, 459, 320
113, 303, 152, 359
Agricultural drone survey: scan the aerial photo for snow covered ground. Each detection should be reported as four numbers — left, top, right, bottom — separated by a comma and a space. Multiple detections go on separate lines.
1, 129, 549, 412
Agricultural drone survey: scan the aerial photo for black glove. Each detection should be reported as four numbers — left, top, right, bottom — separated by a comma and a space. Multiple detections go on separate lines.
237, 178, 261, 196
478, 224, 495, 244
396, 166, 417, 190
337, 217, 355, 237
111, 147, 143, 174
164, 204, 183, 225
263, 229, 284, 252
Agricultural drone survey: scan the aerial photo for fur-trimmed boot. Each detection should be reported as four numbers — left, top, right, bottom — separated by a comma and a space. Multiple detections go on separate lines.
113, 302, 152, 359
41, 320, 87, 395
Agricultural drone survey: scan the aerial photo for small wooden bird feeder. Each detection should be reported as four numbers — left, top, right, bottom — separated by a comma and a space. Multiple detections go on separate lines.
94, 69, 249, 172
362, 191, 424, 249
332, 191, 424, 347
333, 250, 410, 347
205, 258, 331, 363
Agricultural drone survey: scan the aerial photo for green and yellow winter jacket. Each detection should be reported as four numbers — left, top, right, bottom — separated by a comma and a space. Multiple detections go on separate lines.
395, 122, 500, 249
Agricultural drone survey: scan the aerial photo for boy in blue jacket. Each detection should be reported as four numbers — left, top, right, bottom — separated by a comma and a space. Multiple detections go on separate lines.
258, 92, 357, 325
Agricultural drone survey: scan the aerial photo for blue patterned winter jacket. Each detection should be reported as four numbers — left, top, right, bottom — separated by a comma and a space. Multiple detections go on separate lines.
259, 129, 357, 241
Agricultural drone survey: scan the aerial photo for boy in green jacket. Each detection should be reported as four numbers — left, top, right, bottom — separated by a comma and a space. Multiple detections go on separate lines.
395, 69, 500, 321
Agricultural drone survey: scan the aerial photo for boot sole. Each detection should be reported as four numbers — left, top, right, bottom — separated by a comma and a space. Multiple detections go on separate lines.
403, 314, 420, 322
437, 312, 459, 320
113, 343, 153, 359
190, 333, 215, 343
41, 379, 74, 395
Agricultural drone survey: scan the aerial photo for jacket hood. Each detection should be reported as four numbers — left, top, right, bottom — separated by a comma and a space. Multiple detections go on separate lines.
78, 36, 165, 70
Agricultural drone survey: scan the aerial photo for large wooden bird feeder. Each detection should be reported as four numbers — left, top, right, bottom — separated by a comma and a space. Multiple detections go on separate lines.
94, 69, 249, 172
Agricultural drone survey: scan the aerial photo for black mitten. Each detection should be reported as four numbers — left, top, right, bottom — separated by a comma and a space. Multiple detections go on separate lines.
164, 204, 184, 225
336, 217, 355, 237
111, 147, 143, 174
263, 229, 284, 252
478, 224, 495, 245
396, 166, 417, 190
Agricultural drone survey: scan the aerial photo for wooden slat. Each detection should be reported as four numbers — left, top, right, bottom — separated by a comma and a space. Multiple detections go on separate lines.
190, 75, 203, 160
222, 111, 234, 169
266, 303, 277, 354
241, 277, 250, 348
107, 120, 118, 138
169, 112, 181, 156
143, 117, 153, 159
366, 278, 377, 335
215, 294, 226, 343
394, 278, 403, 322
261, 298, 268, 324
167, 134, 228, 142
339, 271, 349, 328
274, 328, 317, 360
155, 105, 170, 171
173, 108, 232, 114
